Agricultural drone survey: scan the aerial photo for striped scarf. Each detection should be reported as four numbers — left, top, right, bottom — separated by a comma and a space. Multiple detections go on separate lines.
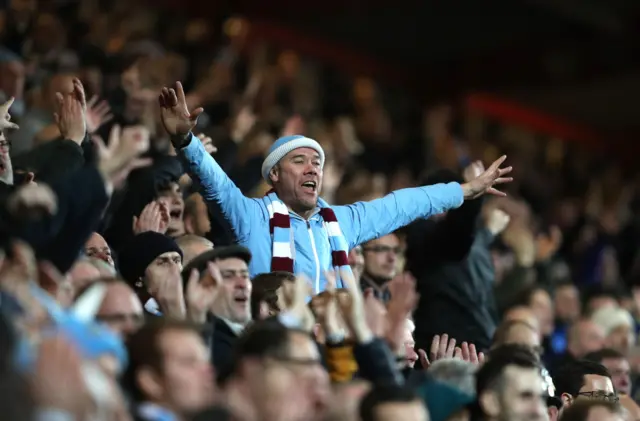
264, 191, 352, 286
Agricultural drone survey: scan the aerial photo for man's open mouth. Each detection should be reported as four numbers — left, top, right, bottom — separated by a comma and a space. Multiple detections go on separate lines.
301, 181, 317, 192
234, 294, 248, 304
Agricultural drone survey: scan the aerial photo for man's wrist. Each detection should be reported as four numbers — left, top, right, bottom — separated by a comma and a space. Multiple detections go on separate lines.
187, 308, 207, 324
460, 183, 473, 200
170, 132, 192, 149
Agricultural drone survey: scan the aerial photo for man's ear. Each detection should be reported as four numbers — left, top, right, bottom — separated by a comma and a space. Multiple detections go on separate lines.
269, 166, 279, 184
184, 215, 194, 234
479, 390, 500, 418
560, 393, 572, 407
136, 366, 163, 401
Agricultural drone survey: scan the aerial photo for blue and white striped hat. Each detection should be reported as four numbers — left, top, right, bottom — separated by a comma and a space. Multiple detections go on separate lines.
261, 135, 325, 184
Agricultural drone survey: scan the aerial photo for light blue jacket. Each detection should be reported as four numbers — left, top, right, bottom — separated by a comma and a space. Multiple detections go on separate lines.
180, 133, 465, 292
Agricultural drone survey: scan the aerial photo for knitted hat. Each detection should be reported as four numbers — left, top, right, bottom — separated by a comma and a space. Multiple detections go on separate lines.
117, 232, 183, 285
591, 306, 635, 336
261, 135, 325, 184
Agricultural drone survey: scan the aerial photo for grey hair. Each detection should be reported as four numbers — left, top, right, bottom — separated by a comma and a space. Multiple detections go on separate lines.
429, 358, 477, 396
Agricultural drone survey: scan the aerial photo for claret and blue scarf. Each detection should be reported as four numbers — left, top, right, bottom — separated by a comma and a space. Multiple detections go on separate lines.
261, 135, 353, 284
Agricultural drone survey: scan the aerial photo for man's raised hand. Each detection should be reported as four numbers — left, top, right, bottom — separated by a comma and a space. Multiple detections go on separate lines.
94, 125, 151, 190
158, 81, 204, 148
460, 155, 513, 200
54, 78, 87, 144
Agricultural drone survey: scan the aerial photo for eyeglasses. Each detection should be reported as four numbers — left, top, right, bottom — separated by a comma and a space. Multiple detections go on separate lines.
362, 245, 403, 255
575, 391, 619, 403
97, 313, 145, 327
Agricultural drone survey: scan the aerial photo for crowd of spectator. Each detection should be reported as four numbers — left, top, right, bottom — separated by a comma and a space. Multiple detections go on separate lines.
1, 1, 640, 421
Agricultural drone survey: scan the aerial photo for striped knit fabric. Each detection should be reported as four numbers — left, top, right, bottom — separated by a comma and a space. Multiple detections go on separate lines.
264, 191, 352, 286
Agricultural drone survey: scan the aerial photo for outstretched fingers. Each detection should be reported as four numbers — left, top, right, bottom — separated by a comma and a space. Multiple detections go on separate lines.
486, 187, 507, 197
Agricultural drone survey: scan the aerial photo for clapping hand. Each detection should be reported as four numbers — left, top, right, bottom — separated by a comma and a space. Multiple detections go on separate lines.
197, 133, 217, 154
186, 263, 221, 323
85, 95, 113, 134
93, 125, 152, 189
6, 183, 57, 219
418, 334, 485, 369
460, 155, 513, 199
0, 97, 19, 131
149, 264, 186, 319
282, 274, 315, 331
54, 78, 87, 144
133, 201, 170, 235
385, 273, 419, 353
484, 207, 511, 235
336, 266, 373, 343
462, 160, 485, 183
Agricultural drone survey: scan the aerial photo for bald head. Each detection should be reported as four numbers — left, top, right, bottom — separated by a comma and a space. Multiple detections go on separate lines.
95, 281, 144, 337
175, 234, 213, 265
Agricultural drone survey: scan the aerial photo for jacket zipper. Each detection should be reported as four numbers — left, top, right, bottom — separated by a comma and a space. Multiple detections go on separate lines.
307, 221, 321, 293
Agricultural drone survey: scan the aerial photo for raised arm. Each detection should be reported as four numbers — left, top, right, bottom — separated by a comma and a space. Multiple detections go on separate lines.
159, 82, 261, 242
334, 156, 513, 248
334, 182, 464, 248
179, 132, 261, 241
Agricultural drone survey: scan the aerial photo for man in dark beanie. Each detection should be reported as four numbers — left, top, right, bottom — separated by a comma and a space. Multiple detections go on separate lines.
117, 231, 184, 318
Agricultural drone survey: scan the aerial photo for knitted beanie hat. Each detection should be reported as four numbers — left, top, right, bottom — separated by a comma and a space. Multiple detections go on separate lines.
118, 232, 183, 285
261, 135, 325, 184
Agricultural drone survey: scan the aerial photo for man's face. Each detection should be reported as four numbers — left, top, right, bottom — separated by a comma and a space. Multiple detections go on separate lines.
271, 147, 323, 213
85, 232, 114, 266
562, 374, 616, 406
248, 331, 329, 421
601, 357, 631, 395
403, 322, 418, 368
96, 283, 144, 337
157, 183, 185, 237
497, 366, 547, 421
363, 234, 400, 280
185, 194, 211, 237
144, 251, 183, 296
573, 321, 605, 357
211, 257, 251, 324
606, 325, 635, 355
0, 133, 13, 185
157, 328, 214, 414
348, 246, 364, 282
554, 284, 580, 323
374, 401, 428, 421
530, 289, 554, 336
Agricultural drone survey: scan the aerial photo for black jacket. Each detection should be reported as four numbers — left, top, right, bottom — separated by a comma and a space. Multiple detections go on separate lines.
406, 197, 498, 352
1, 166, 109, 273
